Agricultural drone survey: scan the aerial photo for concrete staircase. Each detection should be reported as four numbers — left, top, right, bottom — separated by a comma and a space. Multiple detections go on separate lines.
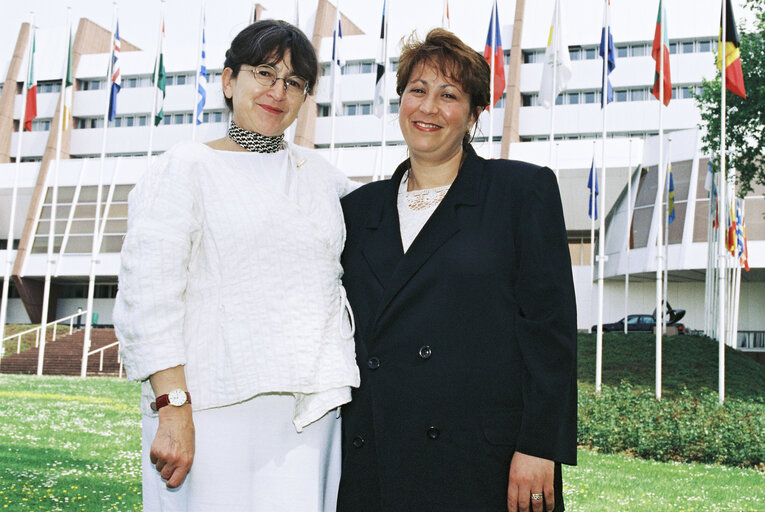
0, 328, 123, 377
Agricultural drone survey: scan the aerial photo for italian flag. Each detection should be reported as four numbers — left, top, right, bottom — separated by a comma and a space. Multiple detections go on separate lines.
23, 32, 37, 131
651, 0, 671, 106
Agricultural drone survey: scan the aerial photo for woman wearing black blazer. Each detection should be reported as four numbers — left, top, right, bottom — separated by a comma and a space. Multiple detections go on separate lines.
337, 29, 577, 512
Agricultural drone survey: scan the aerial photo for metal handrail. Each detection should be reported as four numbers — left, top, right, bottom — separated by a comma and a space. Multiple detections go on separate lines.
87, 341, 123, 377
2, 310, 89, 354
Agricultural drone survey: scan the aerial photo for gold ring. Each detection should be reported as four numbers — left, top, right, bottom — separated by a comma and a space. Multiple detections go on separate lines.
531, 493, 544, 501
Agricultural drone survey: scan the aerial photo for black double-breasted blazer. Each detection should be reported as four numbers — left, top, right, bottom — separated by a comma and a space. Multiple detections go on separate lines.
337, 145, 577, 512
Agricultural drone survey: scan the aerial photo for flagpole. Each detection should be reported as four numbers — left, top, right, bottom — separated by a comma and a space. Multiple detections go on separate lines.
590, 141, 596, 285
624, 138, 632, 334
79, 4, 117, 378
147, 1, 165, 166
0, 14, 35, 349
329, 0, 341, 165
654, 34, 667, 399
38, 9, 72, 376
377, 0, 389, 181
595, 0, 611, 394
718, 0, 728, 405
488, 0, 496, 159
548, 1, 558, 171
191, 4, 204, 143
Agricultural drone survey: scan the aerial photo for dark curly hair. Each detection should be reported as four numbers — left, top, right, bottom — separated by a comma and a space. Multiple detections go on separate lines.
223, 20, 318, 110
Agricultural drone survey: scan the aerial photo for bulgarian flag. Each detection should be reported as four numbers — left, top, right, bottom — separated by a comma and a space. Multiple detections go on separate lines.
718, 0, 746, 98
23, 32, 37, 131
62, 30, 73, 131
651, 0, 671, 106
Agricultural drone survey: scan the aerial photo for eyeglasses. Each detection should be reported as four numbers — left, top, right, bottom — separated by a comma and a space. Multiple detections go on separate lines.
242, 65, 308, 98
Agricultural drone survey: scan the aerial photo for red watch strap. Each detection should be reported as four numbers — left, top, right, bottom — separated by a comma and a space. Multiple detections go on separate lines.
151, 392, 191, 411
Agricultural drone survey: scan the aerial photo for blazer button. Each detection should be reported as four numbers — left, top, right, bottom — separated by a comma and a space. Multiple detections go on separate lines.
426, 426, 440, 440
368, 357, 380, 370
418, 345, 432, 359
352, 435, 365, 448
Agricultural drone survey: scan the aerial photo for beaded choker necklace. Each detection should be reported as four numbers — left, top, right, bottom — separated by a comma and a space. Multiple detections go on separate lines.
227, 121, 285, 153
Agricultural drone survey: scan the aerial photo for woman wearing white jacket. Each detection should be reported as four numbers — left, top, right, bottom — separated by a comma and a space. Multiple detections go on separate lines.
113, 20, 359, 512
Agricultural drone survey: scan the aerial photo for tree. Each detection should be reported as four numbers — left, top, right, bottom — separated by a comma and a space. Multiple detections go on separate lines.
696, 4, 765, 196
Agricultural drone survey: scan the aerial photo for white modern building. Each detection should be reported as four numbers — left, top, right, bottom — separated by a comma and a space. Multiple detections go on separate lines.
0, 0, 762, 355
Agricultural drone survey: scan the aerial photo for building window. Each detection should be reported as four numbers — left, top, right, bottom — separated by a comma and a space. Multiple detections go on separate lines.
669, 42, 678, 54
389, 100, 399, 114
569, 47, 581, 61
682, 41, 695, 53
343, 102, 372, 116
389, 58, 399, 72
585, 47, 597, 60
630, 88, 647, 101
615, 90, 628, 102
698, 40, 712, 52
318, 104, 330, 117
616, 45, 628, 58
567, 92, 580, 105
583, 91, 597, 104
37, 81, 62, 94
630, 44, 647, 57
343, 61, 375, 75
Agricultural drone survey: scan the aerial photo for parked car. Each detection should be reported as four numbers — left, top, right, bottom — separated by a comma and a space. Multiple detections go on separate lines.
591, 314, 685, 334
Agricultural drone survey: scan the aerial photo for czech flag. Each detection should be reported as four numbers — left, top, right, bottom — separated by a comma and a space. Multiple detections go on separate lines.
483, 0, 505, 109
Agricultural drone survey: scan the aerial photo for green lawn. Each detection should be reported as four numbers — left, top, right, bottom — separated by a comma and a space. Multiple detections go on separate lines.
1, 371, 763, 511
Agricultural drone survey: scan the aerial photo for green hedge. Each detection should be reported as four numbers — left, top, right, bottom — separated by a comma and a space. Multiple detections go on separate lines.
578, 383, 765, 468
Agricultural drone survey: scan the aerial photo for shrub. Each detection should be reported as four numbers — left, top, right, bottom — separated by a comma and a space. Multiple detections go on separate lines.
578, 383, 765, 468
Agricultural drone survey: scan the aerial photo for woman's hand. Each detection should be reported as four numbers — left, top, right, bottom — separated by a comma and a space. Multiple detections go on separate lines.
150, 404, 195, 488
148, 366, 195, 488
507, 451, 555, 512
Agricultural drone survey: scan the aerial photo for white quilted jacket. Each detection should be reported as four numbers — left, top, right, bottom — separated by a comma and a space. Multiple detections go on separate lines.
113, 141, 360, 431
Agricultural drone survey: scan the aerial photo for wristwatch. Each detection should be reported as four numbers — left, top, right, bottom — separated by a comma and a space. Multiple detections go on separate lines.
151, 389, 191, 411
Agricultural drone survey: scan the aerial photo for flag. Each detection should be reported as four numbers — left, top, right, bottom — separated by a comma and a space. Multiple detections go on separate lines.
482, 0, 505, 109
330, 16, 343, 115
374, 0, 387, 118
588, 159, 599, 220
727, 196, 736, 255
718, 0, 746, 98
735, 199, 749, 271
108, 22, 121, 122
23, 31, 37, 132
442, 0, 450, 29
539, 0, 572, 109
196, 15, 207, 125
599, 1, 615, 107
667, 164, 675, 224
154, 20, 167, 126
651, 0, 671, 106
710, 167, 719, 230
62, 30, 73, 131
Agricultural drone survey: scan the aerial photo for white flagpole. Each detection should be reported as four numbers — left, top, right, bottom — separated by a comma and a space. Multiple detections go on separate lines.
624, 138, 632, 334
191, 3, 204, 143
329, 0, 341, 165
38, 8, 72, 376
377, 1, 389, 181
654, 34, 667, 399
488, 0, 496, 159
0, 13, 35, 347
548, 0, 558, 173
590, 141, 596, 284
80, 4, 117, 378
147, 1, 165, 166
595, 1, 610, 394
718, 0, 728, 405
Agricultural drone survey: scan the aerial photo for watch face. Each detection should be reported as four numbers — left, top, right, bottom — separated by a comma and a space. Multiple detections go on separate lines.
168, 389, 187, 407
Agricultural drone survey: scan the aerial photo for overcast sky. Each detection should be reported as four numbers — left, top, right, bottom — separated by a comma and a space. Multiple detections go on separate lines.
0, 0, 757, 78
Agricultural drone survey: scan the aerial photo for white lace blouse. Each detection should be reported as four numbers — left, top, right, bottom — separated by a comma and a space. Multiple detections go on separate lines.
397, 170, 452, 252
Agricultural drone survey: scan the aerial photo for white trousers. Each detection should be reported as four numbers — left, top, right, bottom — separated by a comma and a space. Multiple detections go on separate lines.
141, 393, 341, 512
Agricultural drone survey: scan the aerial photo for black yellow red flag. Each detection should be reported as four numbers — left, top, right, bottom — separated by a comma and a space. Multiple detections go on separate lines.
718, 0, 746, 98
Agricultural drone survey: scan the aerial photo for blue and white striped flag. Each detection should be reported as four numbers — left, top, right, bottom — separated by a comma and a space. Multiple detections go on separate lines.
195, 15, 207, 125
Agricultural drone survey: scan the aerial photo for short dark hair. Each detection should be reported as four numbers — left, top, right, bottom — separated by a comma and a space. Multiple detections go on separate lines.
223, 20, 318, 110
396, 29, 490, 123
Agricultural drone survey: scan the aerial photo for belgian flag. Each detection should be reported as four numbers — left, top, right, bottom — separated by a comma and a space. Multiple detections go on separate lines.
718, 0, 746, 98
